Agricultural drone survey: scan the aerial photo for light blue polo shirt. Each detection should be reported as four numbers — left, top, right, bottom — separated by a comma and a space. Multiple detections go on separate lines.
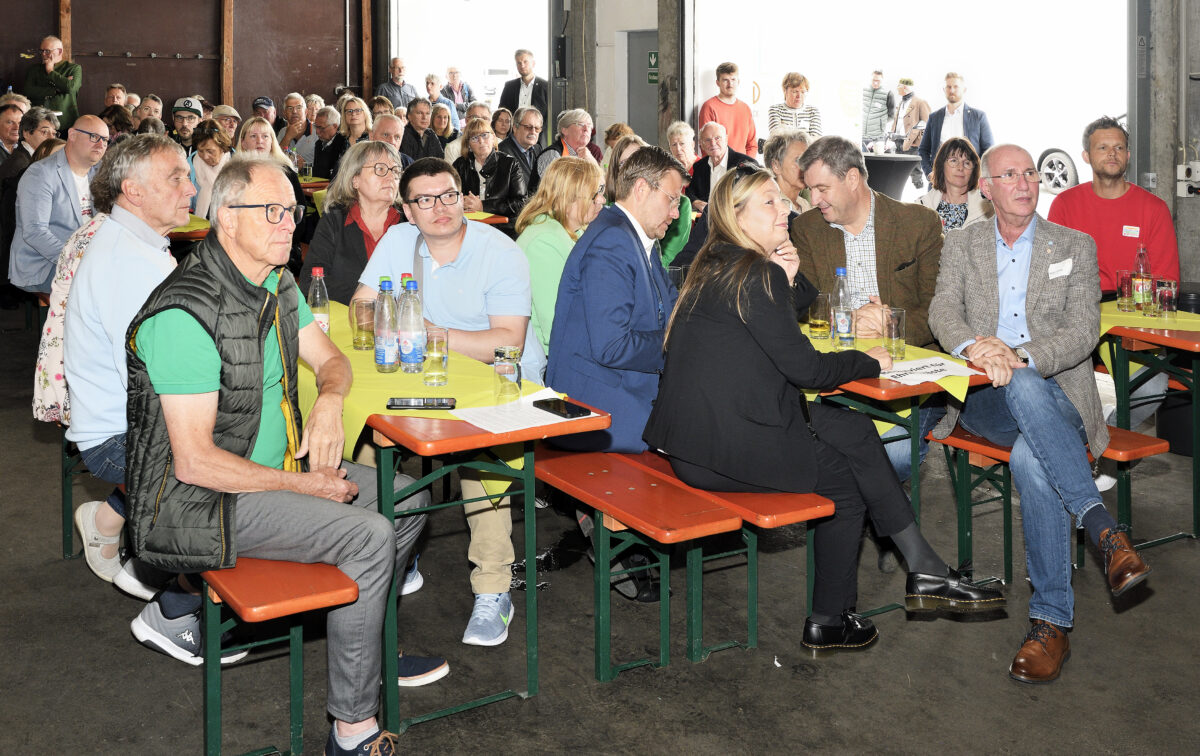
359, 219, 546, 378
64, 205, 177, 449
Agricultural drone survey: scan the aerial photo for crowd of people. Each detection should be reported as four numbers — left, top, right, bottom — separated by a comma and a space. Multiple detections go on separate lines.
2, 35, 1178, 756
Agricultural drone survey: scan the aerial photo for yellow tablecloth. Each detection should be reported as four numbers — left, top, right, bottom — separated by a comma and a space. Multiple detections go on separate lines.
298, 175, 327, 185
170, 214, 211, 234
1098, 300, 1200, 374
311, 189, 327, 216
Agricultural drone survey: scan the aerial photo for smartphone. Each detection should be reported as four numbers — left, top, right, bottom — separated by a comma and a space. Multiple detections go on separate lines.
532, 398, 590, 419
386, 397, 456, 410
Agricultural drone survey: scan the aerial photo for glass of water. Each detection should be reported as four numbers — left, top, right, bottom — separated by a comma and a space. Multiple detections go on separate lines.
493, 346, 523, 405
885, 307, 906, 360
1156, 278, 1178, 320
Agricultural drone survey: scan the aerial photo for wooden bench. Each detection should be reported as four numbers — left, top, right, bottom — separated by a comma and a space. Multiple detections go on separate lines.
929, 424, 1170, 584
199, 558, 359, 756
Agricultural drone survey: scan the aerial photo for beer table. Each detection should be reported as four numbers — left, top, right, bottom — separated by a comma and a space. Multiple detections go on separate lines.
168, 214, 210, 242
1100, 301, 1200, 547
300, 303, 610, 733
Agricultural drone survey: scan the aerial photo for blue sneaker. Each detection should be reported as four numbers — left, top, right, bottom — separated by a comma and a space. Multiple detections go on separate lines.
462, 592, 513, 646
325, 727, 398, 755
396, 651, 449, 687
400, 554, 423, 596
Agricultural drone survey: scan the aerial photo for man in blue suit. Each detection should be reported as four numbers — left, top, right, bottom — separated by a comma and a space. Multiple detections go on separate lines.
547, 146, 687, 453
918, 72, 994, 180
9, 114, 109, 292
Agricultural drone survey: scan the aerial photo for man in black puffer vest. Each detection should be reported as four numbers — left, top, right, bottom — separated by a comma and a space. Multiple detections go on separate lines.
125, 157, 445, 755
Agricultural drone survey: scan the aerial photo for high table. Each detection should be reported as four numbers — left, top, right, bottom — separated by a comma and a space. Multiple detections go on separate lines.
1100, 301, 1200, 547
299, 303, 610, 733
863, 153, 922, 200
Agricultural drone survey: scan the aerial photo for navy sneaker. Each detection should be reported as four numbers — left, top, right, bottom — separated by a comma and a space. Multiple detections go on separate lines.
396, 651, 449, 687
325, 727, 398, 755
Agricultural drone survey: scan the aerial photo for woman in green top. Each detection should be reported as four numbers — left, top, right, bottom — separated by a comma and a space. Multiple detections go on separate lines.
25, 36, 82, 128
603, 132, 693, 266
514, 156, 604, 357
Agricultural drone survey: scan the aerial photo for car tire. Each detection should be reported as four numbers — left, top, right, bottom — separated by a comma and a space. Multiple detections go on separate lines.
1038, 149, 1078, 194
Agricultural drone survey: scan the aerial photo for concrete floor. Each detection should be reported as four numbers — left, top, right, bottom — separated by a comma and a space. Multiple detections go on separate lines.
2, 306, 1199, 755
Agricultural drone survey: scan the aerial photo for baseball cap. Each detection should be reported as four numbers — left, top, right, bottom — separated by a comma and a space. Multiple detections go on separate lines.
212, 104, 241, 120
252, 96, 275, 111
172, 97, 202, 118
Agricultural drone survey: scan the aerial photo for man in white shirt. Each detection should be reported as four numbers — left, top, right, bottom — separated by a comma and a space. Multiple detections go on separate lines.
498, 49, 549, 146
919, 72, 994, 181
686, 121, 754, 213
277, 92, 318, 167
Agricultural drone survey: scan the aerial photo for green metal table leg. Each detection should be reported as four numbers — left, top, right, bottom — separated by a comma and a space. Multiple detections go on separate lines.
743, 526, 759, 649
907, 396, 921, 522
1192, 354, 1200, 538
289, 621, 304, 755
954, 448, 972, 576
1112, 336, 1131, 430
1001, 466, 1013, 584
61, 431, 76, 560
377, 445, 400, 735
805, 524, 814, 618
521, 443, 538, 697
657, 544, 670, 669
593, 510, 613, 682
202, 589, 222, 756
685, 544, 703, 662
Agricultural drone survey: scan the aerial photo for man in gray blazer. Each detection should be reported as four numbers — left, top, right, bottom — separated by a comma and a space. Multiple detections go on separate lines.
928, 143, 1150, 685
9, 114, 109, 292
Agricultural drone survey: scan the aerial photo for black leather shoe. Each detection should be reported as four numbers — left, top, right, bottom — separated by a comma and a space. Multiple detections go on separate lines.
801, 612, 878, 655
905, 567, 1005, 613
614, 550, 662, 603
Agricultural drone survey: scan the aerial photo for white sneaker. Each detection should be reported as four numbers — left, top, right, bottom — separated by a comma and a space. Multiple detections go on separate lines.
114, 559, 170, 602
461, 592, 513, 646
1095, 472, 1118, 492
400, 554, 423, 596
75, 500, 121, 582
130, 596, 249, 666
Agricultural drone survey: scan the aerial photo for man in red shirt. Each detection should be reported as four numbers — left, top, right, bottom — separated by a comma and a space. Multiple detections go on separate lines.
698, 62, 757, 157
1048, 116, 1178, 293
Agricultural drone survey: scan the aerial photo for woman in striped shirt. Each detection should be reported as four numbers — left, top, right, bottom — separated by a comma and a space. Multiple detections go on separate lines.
767, 72, 822, 137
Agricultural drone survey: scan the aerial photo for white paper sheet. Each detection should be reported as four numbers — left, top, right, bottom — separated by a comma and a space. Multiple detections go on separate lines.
449, 387, 598, 434
880, 356, 981, 385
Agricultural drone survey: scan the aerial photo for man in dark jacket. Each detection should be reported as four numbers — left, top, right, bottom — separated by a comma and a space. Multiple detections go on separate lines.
498, 106, 543, 193
687, 121, 755, 212
497, 49, 549, 145
400, 98, 444, 162
125, 157, 445, 754
311, 106, 348, 180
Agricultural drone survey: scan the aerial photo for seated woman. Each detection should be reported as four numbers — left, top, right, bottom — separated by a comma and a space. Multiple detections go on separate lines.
490, 107, 513, 144
339, 96, 373, 145
763, 128, 813, 213
369, 95, 394, 120
299, 140, 404, 305
514, 156, 604, 359
666, 120, 698, 175
918, 137, 993, 231
452, 117, 527, 236
236, 116, 307, 272
431, 102, 459, 148
643, 167, 1004, 653
188, 120, 232, 220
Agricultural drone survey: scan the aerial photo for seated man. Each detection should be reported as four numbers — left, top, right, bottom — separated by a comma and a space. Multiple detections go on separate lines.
9, 115, 108, 293
312, 106, 348, 180
686, 121, 754, 213
399, 98, 444, 162
791, 135, 945, 484
125, 157, 445, 754
351, 157, 544, 647
369, 114, 414, 168
277, 92, 317, 168
0, 106, 58, 303
928, 143, 1150, 685
498, 106, 543, 194
63, 135, 192, 598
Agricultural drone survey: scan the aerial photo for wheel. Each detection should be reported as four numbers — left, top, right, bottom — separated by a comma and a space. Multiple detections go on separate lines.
1038, 149, 1078, 194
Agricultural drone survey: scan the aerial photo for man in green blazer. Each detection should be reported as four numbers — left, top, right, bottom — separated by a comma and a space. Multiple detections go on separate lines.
24, 36, 82, 130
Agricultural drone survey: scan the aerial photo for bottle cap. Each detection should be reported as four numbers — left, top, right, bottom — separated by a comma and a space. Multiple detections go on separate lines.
835, 267, 847, 276
380, 278, 393, 291
405, 280, 418, 291
312, 266, 324, 277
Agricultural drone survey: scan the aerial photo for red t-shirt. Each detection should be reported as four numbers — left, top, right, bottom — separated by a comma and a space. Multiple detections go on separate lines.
346, 204, 404, 259
1048, 182, 1178, 292
698, 97, 757, 157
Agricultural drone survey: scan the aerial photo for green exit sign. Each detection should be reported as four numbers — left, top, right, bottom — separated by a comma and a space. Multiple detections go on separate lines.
648, 50, 659, 84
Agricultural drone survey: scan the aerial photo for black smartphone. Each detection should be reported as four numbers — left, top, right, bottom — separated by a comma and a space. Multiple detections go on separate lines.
386, 397, 456, 410
532, 398, 590, 418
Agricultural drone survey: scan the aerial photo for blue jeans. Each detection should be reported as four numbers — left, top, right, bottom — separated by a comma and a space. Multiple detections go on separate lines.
881, 403, 947, 483
78, 433, 127, 519
958, 369, 1103, 628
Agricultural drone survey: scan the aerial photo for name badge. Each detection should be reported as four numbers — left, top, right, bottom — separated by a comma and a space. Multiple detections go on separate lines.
1049, 259, 1073, 279
1122, 225, 1140, 238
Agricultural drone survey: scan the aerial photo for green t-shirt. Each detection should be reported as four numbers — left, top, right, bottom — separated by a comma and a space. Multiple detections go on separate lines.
135, 271, 314, 469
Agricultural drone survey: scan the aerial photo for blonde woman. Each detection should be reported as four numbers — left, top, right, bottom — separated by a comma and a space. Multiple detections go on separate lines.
451, 117, 527, 233
338, 96, 373, 143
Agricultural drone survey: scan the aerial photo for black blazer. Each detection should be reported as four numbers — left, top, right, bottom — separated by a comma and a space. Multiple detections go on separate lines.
498, 76, 549, 142
298, 203, 401, 305
0, 145, 32, 269
686, 148, 756, 203
400, 123, 444, 162
643, 245, 879, 492
498, 135, 539, 194
452, 149, 528, 221
312, 134, 348, 180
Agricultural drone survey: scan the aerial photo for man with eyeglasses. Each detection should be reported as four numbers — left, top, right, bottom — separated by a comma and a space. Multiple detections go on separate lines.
170, 97, 203, 157
376, 57, 419, 111
312, 106, 348, 181
9, 115, 108, 293
125, 158, 444, 755
498, 106, 543, 192
687, 121, 755, 213
399, 98, 444, 162
791, 135, 945, 488
369, 114, 414, 170
929, 144, 1151, 685
24, 35, 82, 129
0, 106, 59, 307
351, 157, 544, 648
276, 92, 317, 167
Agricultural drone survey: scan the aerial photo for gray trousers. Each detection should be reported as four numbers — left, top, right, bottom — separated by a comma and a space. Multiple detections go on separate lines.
235, 462, 428, 723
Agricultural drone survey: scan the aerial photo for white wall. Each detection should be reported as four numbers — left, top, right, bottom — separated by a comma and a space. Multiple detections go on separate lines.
592, 0, 657, 139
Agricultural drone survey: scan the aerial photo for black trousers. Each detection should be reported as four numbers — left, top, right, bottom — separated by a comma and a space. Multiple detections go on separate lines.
670, 403, 914, 616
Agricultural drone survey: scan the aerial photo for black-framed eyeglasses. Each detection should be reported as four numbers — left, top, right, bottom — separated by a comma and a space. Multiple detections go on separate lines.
469, 133, 493, 143
592, 185, 606, 202
405, 190, 461, 210
40, 48, 62, 57
228, 203, 305, 224
369, 162, 402, 178
71, 128, 110, 145
345, 107, 364, 116
982, 169, 1041, 185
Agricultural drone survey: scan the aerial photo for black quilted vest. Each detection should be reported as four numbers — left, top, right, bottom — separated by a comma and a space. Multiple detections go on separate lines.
124, 236, 304, 571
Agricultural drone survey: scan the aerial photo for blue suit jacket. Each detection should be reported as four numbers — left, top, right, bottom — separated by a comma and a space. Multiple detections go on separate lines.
918, 104, 995, 178
546, 204, 678, 452
9, 149, 97, 292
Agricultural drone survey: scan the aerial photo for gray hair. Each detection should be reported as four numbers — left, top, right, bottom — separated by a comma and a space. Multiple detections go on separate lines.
371, 113, 401, 132
797, 135, 868, 181
978, 143, 1031, 179
315, 105, 340, 125
698, 121, 727, 138
513, 106, 542, 126
556, 108, 592, 135
305, 94, 325, 109
763, 129, 811, 172
142, 94, 163, 107
425, 73, 441, 86
89, 134, 183, 214
613, 146, 688, 201
666, 120, 694, 142
325, 140, 403, 211
395, 106, 407, 117
20, 106, 59, 137
283, 91, 304, 105
1081, 115, 1128, 152
466, 100, 492, 117
210, 157, 289, 235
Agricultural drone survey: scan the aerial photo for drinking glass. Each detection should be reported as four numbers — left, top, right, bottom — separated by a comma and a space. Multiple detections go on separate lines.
884, 307, 906, 360
493, 346, 523, 405
809, 293, 831, 339
1116, 270, 1134, 312
1155, 278, 1178, 319
667, 265, 690, 289
349, 300, 374, 350
423, 327, 448, 386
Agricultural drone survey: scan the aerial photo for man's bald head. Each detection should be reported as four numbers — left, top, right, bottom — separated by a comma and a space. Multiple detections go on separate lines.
67, 115, 110, 169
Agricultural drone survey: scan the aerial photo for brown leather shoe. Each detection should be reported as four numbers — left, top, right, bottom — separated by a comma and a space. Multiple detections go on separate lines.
1009, 620, 1070, 684
1099, 526, 1151, 596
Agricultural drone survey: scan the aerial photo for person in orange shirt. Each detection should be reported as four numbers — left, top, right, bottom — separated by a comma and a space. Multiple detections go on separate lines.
698, 62, 757, 157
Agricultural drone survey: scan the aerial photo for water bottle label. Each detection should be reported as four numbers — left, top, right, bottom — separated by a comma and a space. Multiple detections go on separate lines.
313, 313, 330, 334
375, 335, 398, 365
834, 311, 852, 335
399, 332, 425, 364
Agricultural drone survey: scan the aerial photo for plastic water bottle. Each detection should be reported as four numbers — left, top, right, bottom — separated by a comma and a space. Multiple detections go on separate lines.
307, 266, 330, 334
374, 277, 399, 373
1133, 244, 1151, 310
398, 280, 425, 373
832, 267, 856, 351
